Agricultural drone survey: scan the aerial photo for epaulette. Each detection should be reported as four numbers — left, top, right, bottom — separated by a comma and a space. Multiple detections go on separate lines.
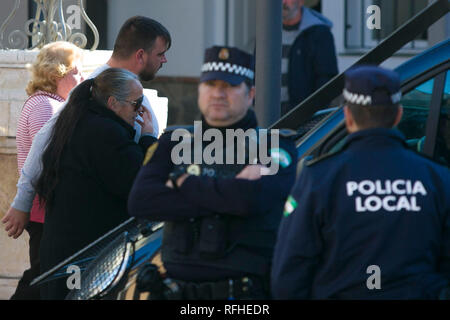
305, 150, 343, 167
143, 142, 159, 166
163, 125, 194, 134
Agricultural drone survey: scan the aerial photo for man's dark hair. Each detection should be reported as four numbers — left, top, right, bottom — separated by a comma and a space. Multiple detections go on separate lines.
347, 103, 400, 129
112, 16, 171, 59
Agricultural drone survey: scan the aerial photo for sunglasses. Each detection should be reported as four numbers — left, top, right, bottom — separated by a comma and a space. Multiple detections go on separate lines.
122, 95, 144, 111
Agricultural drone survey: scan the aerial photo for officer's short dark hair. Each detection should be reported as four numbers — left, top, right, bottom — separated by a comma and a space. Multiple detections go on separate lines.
343, 65, 402, 129
347, 102, 400, 129
112, 16, 171, 59
243, 79, 254, 92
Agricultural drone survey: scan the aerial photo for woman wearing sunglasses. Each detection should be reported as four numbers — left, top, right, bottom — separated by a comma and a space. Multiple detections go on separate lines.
35, 68, 155, 300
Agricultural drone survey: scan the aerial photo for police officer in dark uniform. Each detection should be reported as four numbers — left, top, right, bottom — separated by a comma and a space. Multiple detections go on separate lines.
271, 65, 450, 299
128, 46, 297, 299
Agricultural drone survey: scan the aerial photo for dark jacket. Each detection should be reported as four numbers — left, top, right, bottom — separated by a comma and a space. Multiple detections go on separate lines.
271, 128, 450, 299
39, 99, 156, 299
286, 7, 338, 112
128, 110, 297, 282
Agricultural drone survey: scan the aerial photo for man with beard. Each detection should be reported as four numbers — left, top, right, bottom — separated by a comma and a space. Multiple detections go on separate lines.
2, 17, 171, 297
82, 16, 171, 138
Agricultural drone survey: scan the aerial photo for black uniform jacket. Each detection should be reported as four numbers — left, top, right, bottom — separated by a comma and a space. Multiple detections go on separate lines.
128, 110, 297, 280
271, 128, 450, 299
39, 100, 156, 299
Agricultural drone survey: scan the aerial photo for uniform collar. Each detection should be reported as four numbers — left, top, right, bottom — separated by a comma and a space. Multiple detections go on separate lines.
201, 108, 258, 132
88, 99, 136, 137
343, 128, 406, 149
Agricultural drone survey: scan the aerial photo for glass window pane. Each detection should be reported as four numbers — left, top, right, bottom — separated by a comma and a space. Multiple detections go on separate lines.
397, 77, 434, 147
435, 71, 450, 166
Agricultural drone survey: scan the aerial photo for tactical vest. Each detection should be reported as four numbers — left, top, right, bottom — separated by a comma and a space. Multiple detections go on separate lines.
161, 125, 290, 276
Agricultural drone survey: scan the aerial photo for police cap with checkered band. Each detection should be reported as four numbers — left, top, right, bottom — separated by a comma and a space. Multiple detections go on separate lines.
200, 46, 255, 85
343, 65, 402, 107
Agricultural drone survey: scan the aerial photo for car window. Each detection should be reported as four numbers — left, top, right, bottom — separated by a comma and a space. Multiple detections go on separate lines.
397, 78, 434, 145
434, 71, 450, 166
318, 75, 440, 158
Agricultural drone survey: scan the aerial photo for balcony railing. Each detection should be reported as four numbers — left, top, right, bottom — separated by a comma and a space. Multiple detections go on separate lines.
0, 0, 99, 50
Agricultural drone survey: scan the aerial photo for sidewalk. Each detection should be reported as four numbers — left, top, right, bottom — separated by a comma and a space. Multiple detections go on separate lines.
0, 220, 29, 300
0, 278, 18, 300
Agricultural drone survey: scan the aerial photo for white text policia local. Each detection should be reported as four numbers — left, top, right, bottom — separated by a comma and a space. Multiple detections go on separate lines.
346, 180, 427, 212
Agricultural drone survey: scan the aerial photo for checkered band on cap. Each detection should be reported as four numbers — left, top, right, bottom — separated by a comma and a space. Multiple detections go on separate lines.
343, 88, 402, 106
343, 89, 372, 106
344, 65, 402, 106
201, 61, 255, 80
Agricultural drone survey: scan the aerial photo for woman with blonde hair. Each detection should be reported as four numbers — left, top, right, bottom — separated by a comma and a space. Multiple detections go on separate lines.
2, 41, 84, 300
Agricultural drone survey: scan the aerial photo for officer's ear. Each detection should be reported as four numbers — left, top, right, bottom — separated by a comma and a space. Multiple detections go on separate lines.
393, 105, 403, 127
344, 105, 358, 133
244, 83, 255, 107
248, 86, 255, 102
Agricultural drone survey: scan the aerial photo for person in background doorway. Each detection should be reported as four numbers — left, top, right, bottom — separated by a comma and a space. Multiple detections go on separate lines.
281, 0, 338, 115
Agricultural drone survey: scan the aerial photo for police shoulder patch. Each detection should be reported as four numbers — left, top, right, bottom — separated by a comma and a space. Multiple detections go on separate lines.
186, 164, 201, 176
270, 147, 292, 168
283, 195, 298, 217
143, 143, 158, 166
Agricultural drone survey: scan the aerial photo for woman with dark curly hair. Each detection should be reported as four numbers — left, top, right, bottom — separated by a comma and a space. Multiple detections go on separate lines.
35, 68, 156, 300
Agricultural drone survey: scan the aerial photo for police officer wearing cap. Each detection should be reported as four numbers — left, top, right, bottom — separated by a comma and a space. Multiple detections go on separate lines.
128, 46, 297, 299
271, 65, 450, 299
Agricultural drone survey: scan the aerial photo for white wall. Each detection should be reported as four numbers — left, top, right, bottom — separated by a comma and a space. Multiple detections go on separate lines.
106, 0, 259, 77
107, 0, 208, 77
204, 0, 227, 48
